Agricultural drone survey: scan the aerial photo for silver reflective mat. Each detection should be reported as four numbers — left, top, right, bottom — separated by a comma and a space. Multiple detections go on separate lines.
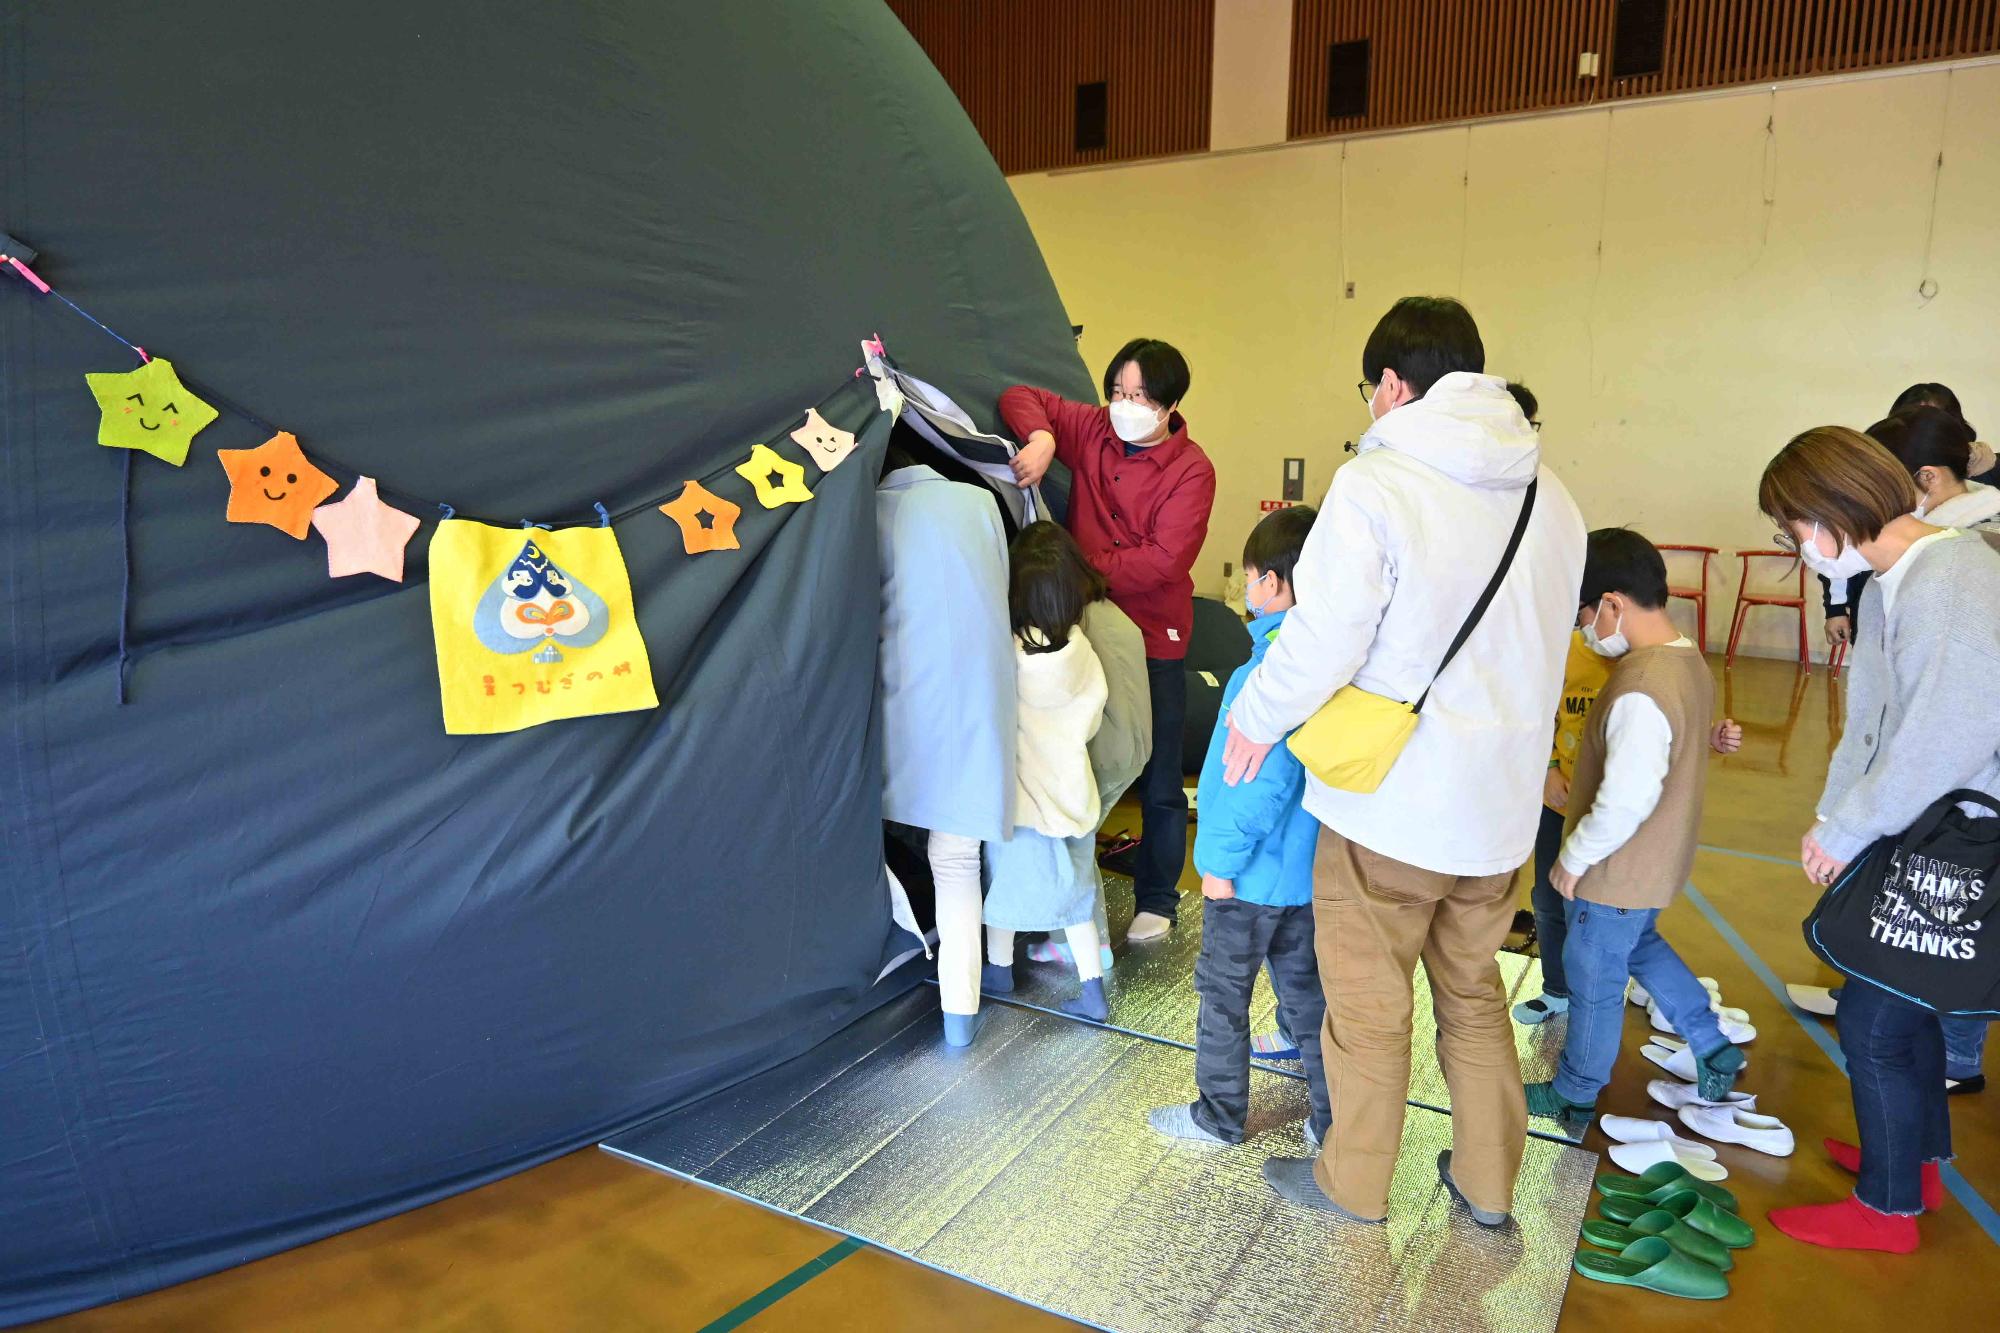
605, 988, 1595, 1333
984, 877, 1579, 1142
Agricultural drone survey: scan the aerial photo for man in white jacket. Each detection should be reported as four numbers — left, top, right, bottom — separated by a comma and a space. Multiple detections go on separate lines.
1224, 297, 1586, 1226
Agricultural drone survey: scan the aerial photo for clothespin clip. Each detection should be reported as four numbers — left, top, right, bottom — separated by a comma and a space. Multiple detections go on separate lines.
0, 229, 52, 294
438, 502, 457, 520
594, 502, 611, 527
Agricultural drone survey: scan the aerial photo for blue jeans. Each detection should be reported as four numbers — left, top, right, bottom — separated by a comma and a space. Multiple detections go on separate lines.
1831, 987, 1986, 1081
1837, 978, 1953, 1215
1132, 659, 1188, 921
1553, 898, 1725, 1105
1528, 805, 1569, 997
1944, 1016, 1989, 1081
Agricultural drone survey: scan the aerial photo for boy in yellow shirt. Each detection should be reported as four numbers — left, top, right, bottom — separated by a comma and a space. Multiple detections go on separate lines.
1513, 626, 1611, 1024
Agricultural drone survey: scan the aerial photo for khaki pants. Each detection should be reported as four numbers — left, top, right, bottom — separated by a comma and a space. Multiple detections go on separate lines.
1310, 829, 1527, 1219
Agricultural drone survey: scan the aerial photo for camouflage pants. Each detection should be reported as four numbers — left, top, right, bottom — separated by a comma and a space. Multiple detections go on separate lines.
1192, 898, 1331, 1143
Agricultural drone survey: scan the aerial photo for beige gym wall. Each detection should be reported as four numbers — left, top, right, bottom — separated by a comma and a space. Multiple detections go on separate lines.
1008, 60, 2000, 659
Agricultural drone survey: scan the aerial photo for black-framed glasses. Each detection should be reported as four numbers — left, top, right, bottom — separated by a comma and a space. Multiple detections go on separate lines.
1530, 421, 1543, 433
1772, 530, 1800, 555
1357, 380, 1375, 404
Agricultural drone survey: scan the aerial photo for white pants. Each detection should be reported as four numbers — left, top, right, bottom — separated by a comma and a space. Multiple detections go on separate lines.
932, 832, 984, 1015
986, 921, 1104, 982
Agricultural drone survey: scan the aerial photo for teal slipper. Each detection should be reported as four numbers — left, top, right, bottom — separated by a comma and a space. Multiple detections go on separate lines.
1573, 1236, 1729, 1300
1582, 1209, 1734, 1271
1599, 1189, 1756, 1248
1597, 1161, 1739, 1212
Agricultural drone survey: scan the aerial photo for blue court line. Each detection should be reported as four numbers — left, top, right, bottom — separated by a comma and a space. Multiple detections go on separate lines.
1697, 842, 1799, 868
1679, 879, 2000, 1245
695, 1236, 864, 1333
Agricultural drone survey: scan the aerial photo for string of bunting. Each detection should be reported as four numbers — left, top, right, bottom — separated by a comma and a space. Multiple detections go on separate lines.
2, 237, 892, 733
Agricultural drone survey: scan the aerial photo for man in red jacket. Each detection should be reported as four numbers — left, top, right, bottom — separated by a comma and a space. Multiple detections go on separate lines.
1003, 339, 1217, 940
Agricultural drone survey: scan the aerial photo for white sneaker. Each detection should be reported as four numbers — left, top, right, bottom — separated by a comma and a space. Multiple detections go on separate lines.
1599, 1114, 1718, 1157
1678, 1104, 1796, 1157
1127, 911, 1173, 942
1787, 983, 1839, 1017
1626, 980, 1652, 1008
1606, 1138, 1730, 1181
1646, 1078, 1757, 1112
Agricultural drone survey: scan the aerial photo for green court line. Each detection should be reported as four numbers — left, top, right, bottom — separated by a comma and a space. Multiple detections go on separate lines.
697, 1236, 866, 1333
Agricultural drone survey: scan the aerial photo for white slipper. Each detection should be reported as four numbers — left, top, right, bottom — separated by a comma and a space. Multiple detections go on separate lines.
1646, 1078, 1756, 1112
1599, 1114, 1718, 1157
1648, 1003, 1756, 1044
1608, 1138, 1730, 1181
1787, 983, 1839, 1017
1627, 980, 1652, 1008
1641, 1041, 1699, 1082
1678, 1104, 1795, 1157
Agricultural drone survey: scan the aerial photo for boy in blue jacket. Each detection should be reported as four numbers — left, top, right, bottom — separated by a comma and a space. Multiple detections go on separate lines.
1149, 506, 1331, 1149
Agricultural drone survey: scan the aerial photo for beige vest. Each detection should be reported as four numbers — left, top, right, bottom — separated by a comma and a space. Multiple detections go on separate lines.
1563, 644, 1713, 909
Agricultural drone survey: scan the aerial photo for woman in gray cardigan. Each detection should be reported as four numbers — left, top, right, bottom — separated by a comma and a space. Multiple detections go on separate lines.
1757, 426, 2000, 1256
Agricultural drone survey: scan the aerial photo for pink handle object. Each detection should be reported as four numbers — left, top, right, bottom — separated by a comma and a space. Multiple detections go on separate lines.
1, 254, 52, 293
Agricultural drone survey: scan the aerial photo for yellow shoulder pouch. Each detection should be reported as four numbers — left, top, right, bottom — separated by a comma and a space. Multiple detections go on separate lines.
1285, 687, 1418, 794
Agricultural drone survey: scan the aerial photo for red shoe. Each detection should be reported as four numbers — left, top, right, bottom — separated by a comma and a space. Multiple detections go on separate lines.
1824, 1138, 1945, 1211
1770, 1196, 1918, 1253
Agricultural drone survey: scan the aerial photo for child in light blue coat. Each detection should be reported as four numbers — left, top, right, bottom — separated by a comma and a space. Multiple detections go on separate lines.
1150, 506, 1331, 1148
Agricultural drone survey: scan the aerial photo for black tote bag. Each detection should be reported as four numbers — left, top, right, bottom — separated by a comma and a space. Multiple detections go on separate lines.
1804, 790, 2000, 1016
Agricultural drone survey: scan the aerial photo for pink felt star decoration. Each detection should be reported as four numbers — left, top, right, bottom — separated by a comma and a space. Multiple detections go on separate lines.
310, 475, 422, 581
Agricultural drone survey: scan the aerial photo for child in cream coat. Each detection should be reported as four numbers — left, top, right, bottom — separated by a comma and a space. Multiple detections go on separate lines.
983, 523, 1113, 1022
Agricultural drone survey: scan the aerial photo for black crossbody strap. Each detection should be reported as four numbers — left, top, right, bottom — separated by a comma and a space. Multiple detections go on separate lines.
1413, 478, 1538, 715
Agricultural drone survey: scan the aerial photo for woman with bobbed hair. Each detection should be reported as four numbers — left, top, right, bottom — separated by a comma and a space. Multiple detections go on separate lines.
1758, 426, 2000, 1254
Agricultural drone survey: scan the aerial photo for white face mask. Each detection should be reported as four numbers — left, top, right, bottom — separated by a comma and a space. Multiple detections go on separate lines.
1582, 600, 1629, 659
1795, 522, 1873, 580
1109, 398, 1165, 444
1246, 570, 1279, 616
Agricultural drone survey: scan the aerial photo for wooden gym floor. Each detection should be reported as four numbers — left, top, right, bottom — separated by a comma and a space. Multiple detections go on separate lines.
27, 656, 1999, 1331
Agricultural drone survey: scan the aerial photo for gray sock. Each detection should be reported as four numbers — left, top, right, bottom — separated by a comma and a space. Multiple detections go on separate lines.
1149, 1102, 1229, 1144
1262, 1157, 1384, 1223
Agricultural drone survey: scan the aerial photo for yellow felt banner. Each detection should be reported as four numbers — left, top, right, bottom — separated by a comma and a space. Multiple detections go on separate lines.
428, 520, 658, 734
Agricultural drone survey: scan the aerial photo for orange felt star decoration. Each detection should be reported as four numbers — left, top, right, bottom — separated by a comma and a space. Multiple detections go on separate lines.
659, 480, 742, 554
217, 432, 340, 539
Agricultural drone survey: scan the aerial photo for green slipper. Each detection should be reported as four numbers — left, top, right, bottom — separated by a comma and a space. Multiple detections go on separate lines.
1599, 1189, 1756, 1248
1582, 1209, 1734, 1271
1573, 1235, 1729, 1300
1597, 1161, 1739, 1212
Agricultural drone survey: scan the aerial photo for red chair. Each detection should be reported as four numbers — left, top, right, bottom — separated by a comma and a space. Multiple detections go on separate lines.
1726, 550, 1810, 671
1656, 545, 1717, 650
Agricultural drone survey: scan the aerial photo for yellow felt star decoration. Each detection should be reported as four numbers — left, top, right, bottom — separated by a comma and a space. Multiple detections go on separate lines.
734, 443, 813, 509
659, 480, 742, 554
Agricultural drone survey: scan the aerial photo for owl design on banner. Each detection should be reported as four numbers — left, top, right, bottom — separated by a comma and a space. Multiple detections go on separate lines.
473, 539, 611, 663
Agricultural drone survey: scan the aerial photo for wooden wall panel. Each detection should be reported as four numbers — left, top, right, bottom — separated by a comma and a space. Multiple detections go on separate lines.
1286, 0, 2000, 142
887, 0, 1214, 174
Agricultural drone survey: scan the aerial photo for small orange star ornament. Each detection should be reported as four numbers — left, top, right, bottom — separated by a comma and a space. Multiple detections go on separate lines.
659, 480, 743, 554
